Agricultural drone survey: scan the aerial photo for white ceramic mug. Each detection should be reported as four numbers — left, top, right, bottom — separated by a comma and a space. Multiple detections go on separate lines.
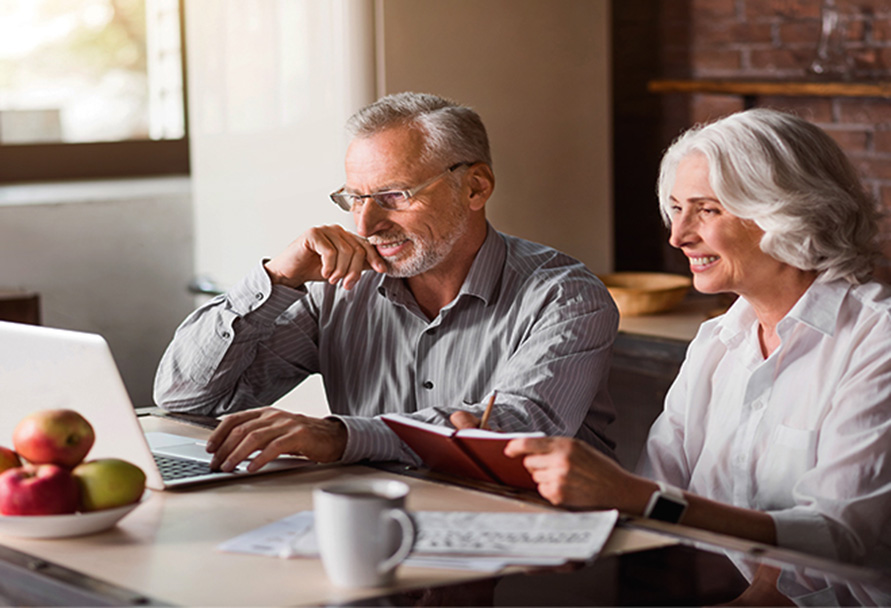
313, 479, 415, 588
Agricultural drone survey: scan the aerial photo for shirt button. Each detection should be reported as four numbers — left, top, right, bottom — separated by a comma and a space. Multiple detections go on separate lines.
255, 292, 264, 300
221, 332, 231, 339
422, 380, 434, 390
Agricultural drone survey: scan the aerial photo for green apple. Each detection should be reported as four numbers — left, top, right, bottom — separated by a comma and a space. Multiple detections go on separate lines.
73, 458, 146, 512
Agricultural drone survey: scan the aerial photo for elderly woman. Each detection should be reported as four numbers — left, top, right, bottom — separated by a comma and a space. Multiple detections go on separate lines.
474, 109, 891, 600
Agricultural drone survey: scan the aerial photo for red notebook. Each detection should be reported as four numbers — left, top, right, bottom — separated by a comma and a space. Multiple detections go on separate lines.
381, 414, 545, 490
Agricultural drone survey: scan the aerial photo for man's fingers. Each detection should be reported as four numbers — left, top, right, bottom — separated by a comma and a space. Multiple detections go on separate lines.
206, 409, 263, 452
324, 233, 359, 282
208, 408, 348, 471
341, 252, 366, 290
245, 435, 296, 472
268, 225, 385, 288
330, 239, 367, 287
215, 424, 279, 472
309, 230, 345, 281
308, 227, 379, 286
358, 238, 387, 274
209, 410, 281, 470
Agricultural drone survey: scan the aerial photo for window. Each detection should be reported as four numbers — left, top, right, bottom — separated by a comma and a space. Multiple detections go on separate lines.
0, 0, 188, 184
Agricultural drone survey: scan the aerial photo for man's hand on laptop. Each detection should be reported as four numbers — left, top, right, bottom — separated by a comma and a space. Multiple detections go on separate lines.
206, 408, 347, 472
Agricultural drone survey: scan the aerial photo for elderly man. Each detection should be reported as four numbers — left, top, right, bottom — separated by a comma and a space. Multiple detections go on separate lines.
154, 92, 618, 472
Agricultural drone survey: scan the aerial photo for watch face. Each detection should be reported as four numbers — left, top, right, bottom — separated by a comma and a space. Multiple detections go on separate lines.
649, 496, 686, 523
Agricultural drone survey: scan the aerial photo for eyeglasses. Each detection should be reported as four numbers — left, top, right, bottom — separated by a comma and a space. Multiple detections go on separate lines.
329, 162, 473, 212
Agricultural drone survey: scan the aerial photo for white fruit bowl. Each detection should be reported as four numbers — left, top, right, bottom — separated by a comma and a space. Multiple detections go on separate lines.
0, 490, 150, 539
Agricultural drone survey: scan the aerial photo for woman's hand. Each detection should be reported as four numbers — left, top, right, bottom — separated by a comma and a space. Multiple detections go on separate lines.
449, 410, 481, 429
507, 437, 779, 547
505, 437, 652, 511
450, 413, 655, 514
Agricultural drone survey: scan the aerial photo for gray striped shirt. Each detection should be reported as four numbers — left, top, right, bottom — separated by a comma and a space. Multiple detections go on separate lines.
153, 226, 619, 464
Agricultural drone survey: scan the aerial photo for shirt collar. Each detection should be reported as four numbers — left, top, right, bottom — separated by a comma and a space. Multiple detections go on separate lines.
375, 222, 505, 307
457, 223, 505, 306
781, 274, 848, 337
715, 274, 849, 343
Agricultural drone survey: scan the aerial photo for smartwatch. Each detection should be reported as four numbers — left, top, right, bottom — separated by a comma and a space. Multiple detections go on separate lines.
643, 481, 688, 523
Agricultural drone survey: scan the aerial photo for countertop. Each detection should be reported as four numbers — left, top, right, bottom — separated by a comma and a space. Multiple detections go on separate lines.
617, 293, 735, 342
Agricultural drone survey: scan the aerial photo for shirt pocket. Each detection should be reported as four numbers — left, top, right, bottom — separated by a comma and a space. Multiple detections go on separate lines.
756, 424, 818, 509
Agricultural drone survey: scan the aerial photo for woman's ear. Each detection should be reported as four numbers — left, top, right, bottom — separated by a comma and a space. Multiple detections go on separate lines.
466, 163, 495, 211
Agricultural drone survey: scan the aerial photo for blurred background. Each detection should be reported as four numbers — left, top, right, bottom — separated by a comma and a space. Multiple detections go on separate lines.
0, 0, 612, 413
1, 0, 889, 422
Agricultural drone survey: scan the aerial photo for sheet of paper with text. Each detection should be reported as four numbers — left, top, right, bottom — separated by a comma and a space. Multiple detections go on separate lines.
218, 509, 619, 571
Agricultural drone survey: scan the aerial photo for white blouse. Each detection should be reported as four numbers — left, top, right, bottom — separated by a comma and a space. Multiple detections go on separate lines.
637, 276, 891, 568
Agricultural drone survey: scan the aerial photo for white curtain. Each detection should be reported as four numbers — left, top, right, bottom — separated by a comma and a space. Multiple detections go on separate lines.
185, 0, 375, 290
184, 0, 376, 415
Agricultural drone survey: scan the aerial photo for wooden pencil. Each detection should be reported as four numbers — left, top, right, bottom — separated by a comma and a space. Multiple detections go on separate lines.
479, 390, 498, 430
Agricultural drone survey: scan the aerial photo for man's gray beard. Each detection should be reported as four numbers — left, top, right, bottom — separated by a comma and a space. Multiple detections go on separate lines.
383, 202, 469, 279
384, 244, 448, 278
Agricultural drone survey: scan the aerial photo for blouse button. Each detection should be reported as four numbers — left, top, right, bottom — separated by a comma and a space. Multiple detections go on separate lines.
422, 380, 434, 390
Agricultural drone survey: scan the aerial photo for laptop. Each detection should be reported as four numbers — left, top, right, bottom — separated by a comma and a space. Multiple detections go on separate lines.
0, 321, 315, 490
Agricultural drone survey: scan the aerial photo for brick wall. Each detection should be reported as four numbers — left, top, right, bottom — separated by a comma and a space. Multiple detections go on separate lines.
613, 0, 891, 281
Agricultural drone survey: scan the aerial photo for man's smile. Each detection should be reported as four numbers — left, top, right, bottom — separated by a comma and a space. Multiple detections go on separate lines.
370, 238, 410, 257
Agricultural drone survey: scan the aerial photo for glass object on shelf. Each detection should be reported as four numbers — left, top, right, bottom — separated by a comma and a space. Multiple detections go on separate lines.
0, 0, 184, 145
807, 0, 853, 80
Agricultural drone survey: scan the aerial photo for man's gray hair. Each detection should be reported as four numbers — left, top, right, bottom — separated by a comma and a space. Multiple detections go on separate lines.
347, 92, 492, 168
657, 108, 880, 284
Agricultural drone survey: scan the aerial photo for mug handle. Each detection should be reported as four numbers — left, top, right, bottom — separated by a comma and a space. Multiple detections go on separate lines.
377, 508, 416, 575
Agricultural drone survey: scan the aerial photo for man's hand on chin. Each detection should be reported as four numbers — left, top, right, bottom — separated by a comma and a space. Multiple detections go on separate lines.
264, 224, 386, 291
206, 407, 348, 472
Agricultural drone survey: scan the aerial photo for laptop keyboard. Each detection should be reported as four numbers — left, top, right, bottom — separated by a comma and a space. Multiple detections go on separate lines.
153, 453, 218, 480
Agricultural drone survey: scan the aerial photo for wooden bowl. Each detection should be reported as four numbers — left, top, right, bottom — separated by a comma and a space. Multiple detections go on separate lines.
599, 272, 692, 317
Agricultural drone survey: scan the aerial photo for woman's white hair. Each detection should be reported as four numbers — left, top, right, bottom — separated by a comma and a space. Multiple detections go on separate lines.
658, 108, 880, 284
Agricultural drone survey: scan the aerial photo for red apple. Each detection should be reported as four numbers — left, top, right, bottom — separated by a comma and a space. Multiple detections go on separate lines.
73, 459, 146, 512
0, 447, 21, 474
0, 464, 79, 515
13, 409, 95, 469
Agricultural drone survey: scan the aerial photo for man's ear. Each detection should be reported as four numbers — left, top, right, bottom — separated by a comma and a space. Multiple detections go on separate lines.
466, 163, 495, 211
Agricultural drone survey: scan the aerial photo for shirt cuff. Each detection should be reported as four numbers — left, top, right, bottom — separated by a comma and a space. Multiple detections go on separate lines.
336, 416, 420, 465
227, 261, 305, 323
769, 507, 839, 562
